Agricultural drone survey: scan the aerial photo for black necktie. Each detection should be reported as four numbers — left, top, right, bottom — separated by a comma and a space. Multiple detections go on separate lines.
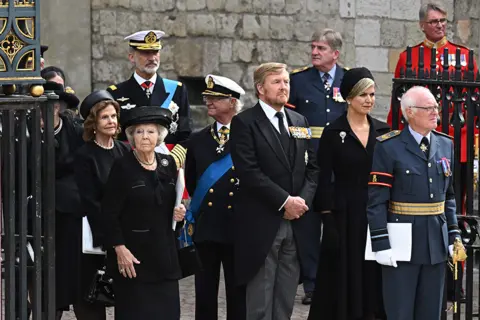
275, 112, 289, 152
420, 137, 429, 158
323, 73, 331, 91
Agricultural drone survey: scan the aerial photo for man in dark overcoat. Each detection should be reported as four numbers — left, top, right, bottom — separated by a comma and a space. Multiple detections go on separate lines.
230, 62, 319, 320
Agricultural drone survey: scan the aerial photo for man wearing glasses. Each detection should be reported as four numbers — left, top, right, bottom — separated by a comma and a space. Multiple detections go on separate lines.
368, 86, 462, 320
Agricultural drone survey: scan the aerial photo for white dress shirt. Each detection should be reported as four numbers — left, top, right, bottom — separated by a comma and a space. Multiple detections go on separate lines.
259, 99, 290, 136
216, 122, 231, 138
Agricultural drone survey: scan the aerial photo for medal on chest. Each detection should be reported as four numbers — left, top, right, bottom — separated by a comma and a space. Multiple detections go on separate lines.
211, 125, 229, 154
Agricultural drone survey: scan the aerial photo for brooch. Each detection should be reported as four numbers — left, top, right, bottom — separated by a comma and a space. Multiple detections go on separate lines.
161, 159, 169, 167
339, 131, 346, 143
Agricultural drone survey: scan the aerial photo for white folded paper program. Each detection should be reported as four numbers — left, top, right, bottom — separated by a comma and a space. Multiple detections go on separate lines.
82, 217, 105, 255
365, 223, 412, 261
173, 168, 185, 230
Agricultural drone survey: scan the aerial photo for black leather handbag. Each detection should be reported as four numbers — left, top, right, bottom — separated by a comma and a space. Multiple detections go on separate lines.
178, 225, 202, 279
85, 260, 115, 306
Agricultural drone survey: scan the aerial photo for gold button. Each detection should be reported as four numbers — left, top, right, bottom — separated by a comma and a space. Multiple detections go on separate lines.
230, 178, 235, 183
209, 188, 214, 193
208, 202, 213, 207
232, 166, 235, 170
229, 192, 234, 196
228, 205, 232, 209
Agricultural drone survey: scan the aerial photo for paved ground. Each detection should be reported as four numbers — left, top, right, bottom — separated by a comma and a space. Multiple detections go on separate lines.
61, 275, 310, 319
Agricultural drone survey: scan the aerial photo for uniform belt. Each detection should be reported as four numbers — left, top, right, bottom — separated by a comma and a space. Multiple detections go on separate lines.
389, 201, 445, 215
310, 126, 324, 139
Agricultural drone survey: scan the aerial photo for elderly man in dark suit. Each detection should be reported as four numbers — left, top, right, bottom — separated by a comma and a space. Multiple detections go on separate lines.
230, 62, 319, 320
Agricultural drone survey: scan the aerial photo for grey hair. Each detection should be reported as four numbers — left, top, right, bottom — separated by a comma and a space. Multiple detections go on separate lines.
419, 2, 447, 20
400, 86, 436, 121
125, 123, 169, 148
233, 98, 244, 113
311, 28, 343, 52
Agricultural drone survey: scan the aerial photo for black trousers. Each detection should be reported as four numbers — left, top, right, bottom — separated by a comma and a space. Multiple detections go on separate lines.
195, 242, 246, 320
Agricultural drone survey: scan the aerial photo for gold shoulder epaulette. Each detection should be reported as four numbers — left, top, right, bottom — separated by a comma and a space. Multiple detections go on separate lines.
170, 144, 187, 169
433, 130, 454, 140
376, 130, 401, 142
291, 66, 309, 74
108, 85, 117, 91
178, 81, 182, 87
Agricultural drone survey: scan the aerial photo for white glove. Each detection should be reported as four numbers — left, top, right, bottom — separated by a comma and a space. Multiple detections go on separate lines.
448, 244, 454, 258
375, 249, 397, 267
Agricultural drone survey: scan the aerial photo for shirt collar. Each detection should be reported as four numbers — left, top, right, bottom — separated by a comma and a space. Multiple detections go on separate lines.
408, 125, 431, 144
259, 99, 285, 121
423, 36, 448, 49
134, 72, 157, 87
319, 64, 336, 80
216, 122, 231, 132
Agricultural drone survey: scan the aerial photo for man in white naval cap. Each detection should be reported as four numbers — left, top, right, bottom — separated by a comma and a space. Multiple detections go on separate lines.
185, 75, 246, 320
107, 29, 190, 168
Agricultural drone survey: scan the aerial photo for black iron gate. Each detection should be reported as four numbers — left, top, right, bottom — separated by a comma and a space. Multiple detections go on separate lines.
391, 45, 480, 319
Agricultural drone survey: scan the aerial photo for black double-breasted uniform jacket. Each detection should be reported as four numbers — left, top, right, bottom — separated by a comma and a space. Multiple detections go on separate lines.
101, 151, 181, 283
185, 123, 237, 244
107, 74, 192, 145
230, 103, 319, 285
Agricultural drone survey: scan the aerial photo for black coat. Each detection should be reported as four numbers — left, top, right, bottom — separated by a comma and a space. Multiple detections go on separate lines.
107, 75, 191, 145
101, 151, 182, 283
308, 113, 390, 320
185, 123, 237, 244
230, 103, 319, 285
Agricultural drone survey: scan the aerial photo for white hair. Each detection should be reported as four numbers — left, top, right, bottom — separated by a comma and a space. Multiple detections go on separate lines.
400, 86, 436, 121
233, 98, 243, 113
125, 123, 168, 148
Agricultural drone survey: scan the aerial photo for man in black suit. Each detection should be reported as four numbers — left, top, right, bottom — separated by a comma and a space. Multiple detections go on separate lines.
185, 74, 246, 320
107, 29, 190, 167
230, 62, 319, 320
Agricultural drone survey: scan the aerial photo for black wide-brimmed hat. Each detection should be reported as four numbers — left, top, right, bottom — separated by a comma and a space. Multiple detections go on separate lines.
120, 106, 172, 129
340, 67, 375, 100
43, 81, 80, 110
79, 90, 115, 120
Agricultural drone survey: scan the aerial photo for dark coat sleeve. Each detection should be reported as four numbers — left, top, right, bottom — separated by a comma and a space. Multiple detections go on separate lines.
298, 118, 319, 208
185, 136, 197, 195
314, 130, 334, 213
101, 159, 128, 248
74, 152, 105, 247
230, 115, 290, 212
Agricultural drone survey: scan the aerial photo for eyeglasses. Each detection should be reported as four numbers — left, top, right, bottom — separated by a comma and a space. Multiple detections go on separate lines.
426, 18, 447, 26
411, 105, 440, 113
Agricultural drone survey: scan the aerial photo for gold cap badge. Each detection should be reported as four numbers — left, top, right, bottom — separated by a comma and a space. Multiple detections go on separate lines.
144, 31, 157, 44
207, 76, 215, 89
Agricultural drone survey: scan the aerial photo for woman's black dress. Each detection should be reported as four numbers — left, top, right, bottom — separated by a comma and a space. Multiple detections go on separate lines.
101, 151, 182, 320
308, 113, 390, 320
74, 140, 130, 304
54, 115, 85, 310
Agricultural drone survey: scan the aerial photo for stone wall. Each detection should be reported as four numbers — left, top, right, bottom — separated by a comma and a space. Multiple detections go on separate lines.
91, 0, 480, 127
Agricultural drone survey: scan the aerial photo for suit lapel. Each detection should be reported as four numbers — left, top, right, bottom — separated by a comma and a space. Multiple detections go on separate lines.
331, 64, 344, 89
428, 133, 438, 160
254, 104, 291, 171
127, 76, 150, 106
401, 128, 427, 161
307, 67, 325, 93
286, 109, 302, 168
150, 75, 169, 107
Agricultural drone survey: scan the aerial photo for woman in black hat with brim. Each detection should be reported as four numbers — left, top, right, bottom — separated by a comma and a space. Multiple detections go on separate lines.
71, 90, 131, 319
308, 67, 389, 320
101, 106, 186, 320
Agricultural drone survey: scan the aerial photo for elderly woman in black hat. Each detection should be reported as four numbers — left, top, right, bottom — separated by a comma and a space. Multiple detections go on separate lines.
101, 106, 186, 320
308, 67, 390, 320
41, 81, 85, 318
71, 90, 131, 320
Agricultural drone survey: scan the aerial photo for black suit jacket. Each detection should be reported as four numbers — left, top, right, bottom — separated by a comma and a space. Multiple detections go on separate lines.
185, 124, 237, 244
107, 74, 191, 145
230, 103, 319, 285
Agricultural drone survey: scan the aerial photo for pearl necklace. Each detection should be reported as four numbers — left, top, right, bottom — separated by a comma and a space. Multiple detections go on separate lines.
94, 139, 114, 150
133, 150, 156, 166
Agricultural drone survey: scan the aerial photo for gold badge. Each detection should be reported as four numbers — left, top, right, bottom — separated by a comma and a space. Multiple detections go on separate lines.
207, 76, 215, 89
144, 31, 157, 44
372, 175, 377, 183
420, 143, 428, 153
65, 86, 75, 94
187, 224, 194, 236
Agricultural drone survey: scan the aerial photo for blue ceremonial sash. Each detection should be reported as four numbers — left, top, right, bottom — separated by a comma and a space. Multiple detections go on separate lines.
178, 154, 233, 247
161, 78, 178, 109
